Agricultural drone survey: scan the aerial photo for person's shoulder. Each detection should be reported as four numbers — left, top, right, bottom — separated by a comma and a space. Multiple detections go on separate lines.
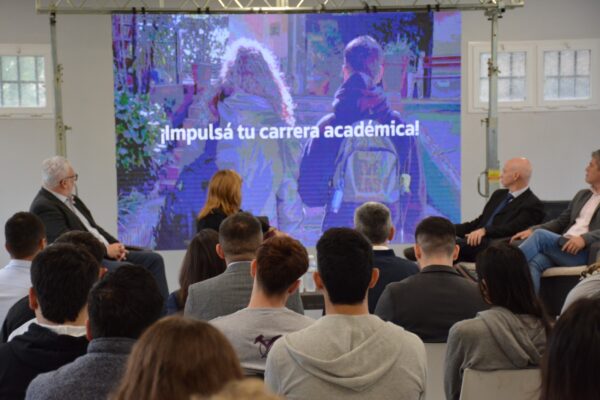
449, 315, 487, 338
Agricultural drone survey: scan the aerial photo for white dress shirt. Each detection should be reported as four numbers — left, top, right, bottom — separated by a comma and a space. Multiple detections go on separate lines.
0, 259, 32, 324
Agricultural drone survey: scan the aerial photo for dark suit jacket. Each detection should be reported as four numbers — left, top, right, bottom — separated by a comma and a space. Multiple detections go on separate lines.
29, 188, 118, 244
536, 188, 600, 245
369, 249, 419, 314
455, 188, 544, 238
374, 265, 489, 343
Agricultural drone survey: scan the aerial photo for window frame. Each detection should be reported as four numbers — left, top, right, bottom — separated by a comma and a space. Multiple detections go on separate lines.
0, 44, 54, 119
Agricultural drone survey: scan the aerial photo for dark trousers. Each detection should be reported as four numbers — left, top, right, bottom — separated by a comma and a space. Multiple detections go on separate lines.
103, 250, 169, 313
456, 237, 490, 263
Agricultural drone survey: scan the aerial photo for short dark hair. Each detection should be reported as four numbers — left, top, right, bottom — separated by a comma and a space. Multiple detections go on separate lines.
354, 202, 392, 244
88, 265, 163, 339
256, 236, 309, 296
5, 212, 45, 259
541, 297, 600, 400
218, 212, 263, 257
592, 149, 600, 166
415, 216, 456, 257
476, 243, 550, 332
344, 35, 383, 80
31, 243, 99, 323
316, 228, 373, 305
55, 230, 106, 263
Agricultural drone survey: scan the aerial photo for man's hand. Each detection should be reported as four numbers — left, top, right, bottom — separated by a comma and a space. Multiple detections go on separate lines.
106, 243, 128, 261
511, 228, 533, 243
465, 228, 486, 246
561, 235, 586, 255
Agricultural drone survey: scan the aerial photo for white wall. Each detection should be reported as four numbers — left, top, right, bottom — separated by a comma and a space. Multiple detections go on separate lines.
1, 0, 599, 292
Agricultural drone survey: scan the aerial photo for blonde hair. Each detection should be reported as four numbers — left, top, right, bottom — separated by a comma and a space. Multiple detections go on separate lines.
204, 378, 283, 400
219, 38, 295, 126
111, 317, 243, 400
198, 170, 242, 219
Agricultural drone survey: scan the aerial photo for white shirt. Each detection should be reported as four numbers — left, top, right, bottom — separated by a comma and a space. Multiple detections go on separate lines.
0, 259, 32, 324
509, 186, 529, 199
48, 189, 109, 246
8, 318, 87, 342
564, 189, 600, 238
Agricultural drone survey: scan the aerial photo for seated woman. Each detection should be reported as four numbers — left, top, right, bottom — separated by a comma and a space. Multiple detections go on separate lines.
444, 243, 551, 400
111, 317, 243, 400
166, 229, 226, 314
541, 296, 600, 400
196, 169, 242, 233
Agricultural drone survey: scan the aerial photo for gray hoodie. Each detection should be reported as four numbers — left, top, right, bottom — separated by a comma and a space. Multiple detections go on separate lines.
444, 306, 547, 400
265, 314, 427, 400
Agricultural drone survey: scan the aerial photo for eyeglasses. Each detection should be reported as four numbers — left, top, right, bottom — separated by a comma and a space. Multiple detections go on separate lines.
62, 174, 78, 182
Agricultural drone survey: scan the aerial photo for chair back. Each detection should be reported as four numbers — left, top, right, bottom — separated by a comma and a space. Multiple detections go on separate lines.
424, 343, 447, 400
459, 368, 541, 400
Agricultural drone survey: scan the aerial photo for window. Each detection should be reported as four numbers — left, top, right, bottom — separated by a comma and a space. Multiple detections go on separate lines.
469, 39, 599, 112
0, 44, 53, 118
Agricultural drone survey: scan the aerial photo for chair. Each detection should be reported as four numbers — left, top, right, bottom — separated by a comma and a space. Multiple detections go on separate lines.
459, 368, 541, 400
425, 343, 447, 400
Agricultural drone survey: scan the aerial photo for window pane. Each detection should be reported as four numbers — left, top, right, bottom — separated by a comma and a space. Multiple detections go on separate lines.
560, 50, 575, 76
511, 78, 526, 101
480, 53, 489, 78
544, 51, 559, 76
1, 56, 18, 81
512, 52, 526, 77
544, 77, 559, 99
498, 78, 510, 101
559, 77, 575, 98
479, 77, 489, 102
2, 83, 19, 106
575, 77, 591, 99
497, 53, 510, 77
576, 50, 590, 75
36, 57, 45, 81
19, 57, 36, 81
20, 83, 37, 106
38, 83, 46, 107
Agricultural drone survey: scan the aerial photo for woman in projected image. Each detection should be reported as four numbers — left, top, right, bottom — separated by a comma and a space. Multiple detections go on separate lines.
209, 38, 303, 235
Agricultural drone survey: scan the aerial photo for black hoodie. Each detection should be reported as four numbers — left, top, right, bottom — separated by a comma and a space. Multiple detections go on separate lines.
0, 323, 88, 400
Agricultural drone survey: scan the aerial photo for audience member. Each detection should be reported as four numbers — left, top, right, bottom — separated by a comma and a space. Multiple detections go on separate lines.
354, 202, 418, 313
30, 156, 169, 303
26, 265, 163, 400
211, 236, 314, 373
5, 231, 106, 341
560, 261, 600, 313
453, 158, 544, 262
196, 170, 243, 233
444, 243, 551, 400
265, 228, 426, 400
0, 244, 99, 399
0, 212, 46, 324
167, 229, 226, 314
375, 217, 488, 342
207, 379, 283, 400
111, 316, 243, 400
540, 296, 600, 400
513, 150, 600, 291
184, 212, 303, 320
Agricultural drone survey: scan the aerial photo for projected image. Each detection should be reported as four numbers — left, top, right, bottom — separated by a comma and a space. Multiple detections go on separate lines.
112, 12, 461, 250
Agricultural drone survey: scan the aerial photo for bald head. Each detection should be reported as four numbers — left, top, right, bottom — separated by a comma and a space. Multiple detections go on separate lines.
501, 157, 532, 191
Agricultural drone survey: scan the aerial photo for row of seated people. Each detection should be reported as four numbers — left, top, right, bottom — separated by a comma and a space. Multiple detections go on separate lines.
1, 206, 599, 399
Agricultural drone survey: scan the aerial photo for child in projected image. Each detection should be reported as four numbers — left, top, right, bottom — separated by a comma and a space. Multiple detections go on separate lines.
298, 35, 424, 240
209, 38, 304, 235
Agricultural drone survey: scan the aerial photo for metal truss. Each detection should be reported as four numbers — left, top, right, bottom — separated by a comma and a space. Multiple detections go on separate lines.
36, 0, 524, 15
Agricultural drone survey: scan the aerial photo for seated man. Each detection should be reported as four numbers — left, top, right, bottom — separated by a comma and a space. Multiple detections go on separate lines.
265, 228, 426, 399
0, 212, 46, 324
29, 156, 168, 303
26, 265, 163, 400
211, 235, 314, 374
184, 212, 303, 321
375, 217, 488, 342
454, 157, 543, 262
0, 244, 99, 398
513, 150, 600, 292
4, 231, 106, 341
353, 202, 418, 313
